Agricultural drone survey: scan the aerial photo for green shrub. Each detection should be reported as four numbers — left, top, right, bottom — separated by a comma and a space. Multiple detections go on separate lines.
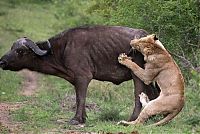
98, 105, 122, 121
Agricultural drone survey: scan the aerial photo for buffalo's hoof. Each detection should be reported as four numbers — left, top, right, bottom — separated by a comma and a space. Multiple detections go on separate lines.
128, 115, 138, 122
68, 119, 80, 125
68, 118, 85, 125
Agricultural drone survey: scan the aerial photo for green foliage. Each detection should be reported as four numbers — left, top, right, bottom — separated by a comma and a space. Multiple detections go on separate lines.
189, 70, 200, 90
98, 104, 123, 121
51, 0, 104, 30
184, 114, 200, 126
91, 0, 200, 81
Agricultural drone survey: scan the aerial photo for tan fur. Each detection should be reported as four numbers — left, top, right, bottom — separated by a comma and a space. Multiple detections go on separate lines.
117, 34, 185, 126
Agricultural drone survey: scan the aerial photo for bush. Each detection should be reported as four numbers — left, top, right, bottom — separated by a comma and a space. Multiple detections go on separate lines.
90, 0, 200, 82
98, 105, 122, 121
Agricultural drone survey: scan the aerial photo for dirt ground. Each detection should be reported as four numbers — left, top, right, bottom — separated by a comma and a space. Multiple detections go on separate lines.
0, 102, 24, 133
0, 70, 139, 134
0, 70, 103, 133
0, 69, 37, 133
20, 69, 39, 96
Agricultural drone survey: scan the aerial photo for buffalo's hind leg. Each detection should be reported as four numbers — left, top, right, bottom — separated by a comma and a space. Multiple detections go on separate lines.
128, 52, 145, 121
69, 76, 92, 125
145, 82, 160, 100
129, 76, 144, 121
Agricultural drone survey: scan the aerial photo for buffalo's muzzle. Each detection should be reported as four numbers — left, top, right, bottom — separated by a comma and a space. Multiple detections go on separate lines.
0, 60, 7, 69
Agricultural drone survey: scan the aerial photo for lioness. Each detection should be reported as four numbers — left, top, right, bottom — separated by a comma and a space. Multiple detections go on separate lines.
118, 34, 185, 126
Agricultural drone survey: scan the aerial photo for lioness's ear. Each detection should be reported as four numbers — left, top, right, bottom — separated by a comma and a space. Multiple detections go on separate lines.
147, 34, 155, 44
154, 34, 158, 40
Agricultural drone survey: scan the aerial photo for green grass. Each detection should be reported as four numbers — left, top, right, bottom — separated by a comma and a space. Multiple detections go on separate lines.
0, 0, 60, 102
0, 7, 23, 102
0, 0, 200, 133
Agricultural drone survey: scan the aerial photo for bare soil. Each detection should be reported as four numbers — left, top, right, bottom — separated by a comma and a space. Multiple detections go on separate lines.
0, 70, 102, 133
0, 102, 24, 133
0, 69, 38, 133
20, 69, 39, 96
0, 70, 137, 134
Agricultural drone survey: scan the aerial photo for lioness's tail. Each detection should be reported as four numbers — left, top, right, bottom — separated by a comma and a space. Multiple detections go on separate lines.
150, 110, 181, 126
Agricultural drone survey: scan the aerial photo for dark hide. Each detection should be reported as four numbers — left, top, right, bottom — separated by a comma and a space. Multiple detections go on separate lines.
0, 26, 159, 125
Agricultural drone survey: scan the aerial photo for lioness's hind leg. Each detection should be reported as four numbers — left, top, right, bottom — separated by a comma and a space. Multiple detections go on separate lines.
118, 98, 161, 126
119, 97, 169, 125
150, 111, 179, 126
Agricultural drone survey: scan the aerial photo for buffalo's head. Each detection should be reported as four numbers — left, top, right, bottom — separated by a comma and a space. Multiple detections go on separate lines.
0, 37, 48, 71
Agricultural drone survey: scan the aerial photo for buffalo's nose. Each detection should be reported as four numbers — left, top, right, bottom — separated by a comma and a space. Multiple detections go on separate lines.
0, 60, 7, 68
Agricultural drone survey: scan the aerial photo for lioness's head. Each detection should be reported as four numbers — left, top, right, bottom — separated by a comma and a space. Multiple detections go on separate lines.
130, 34, 166, 56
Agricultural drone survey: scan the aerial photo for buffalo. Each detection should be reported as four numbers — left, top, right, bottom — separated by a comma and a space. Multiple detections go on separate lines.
0, 26, 159, 125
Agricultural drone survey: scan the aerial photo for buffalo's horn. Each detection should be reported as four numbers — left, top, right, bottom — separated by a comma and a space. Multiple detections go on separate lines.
24, 38, 48, 56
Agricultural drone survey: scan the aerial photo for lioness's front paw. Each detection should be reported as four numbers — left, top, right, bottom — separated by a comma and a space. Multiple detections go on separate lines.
118, 53, 131, 64
118, 53, 127, 61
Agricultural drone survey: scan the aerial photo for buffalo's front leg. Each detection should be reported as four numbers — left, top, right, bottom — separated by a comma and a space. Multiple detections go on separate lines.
69, 76, 91, 125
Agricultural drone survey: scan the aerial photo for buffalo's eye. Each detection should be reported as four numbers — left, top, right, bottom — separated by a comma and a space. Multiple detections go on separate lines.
16, 49, 25, 55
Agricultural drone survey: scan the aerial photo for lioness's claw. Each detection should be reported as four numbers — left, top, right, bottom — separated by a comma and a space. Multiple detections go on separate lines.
118, 55, 123, 62
118, 53, 131, 64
